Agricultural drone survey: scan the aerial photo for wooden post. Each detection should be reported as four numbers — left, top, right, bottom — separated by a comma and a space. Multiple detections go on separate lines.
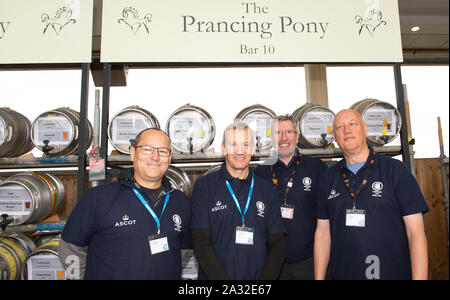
437, 117, 449, 229
304, 64, 329, 107
402, 84, 416, 177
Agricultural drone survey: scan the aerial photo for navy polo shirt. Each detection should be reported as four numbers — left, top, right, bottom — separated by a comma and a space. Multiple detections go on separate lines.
190, 164, 285, 280
317, 149, 429, 280
61, 178, 191, 280
254, 151, 328, 263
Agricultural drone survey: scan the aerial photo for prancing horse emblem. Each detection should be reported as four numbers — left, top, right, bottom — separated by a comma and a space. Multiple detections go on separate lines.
355, 9, 387, 37
118, 7, 152, 35
41, 7, 76, 35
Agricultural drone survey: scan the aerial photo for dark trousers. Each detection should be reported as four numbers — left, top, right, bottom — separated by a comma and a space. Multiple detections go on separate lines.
278, 257, 314, 280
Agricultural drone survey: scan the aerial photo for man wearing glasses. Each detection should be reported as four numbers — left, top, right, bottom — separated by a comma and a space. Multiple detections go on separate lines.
191, 122, 286, 280
59, 128, 191, 279
254, 115, 328, 280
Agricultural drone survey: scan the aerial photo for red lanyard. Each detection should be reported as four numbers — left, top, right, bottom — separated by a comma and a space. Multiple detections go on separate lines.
271, 153, 301, 203
340, 149, 376, 209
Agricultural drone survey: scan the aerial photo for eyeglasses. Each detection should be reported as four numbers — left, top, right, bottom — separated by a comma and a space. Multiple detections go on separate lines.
275, 130, 297, 136
134, 145, 171, 157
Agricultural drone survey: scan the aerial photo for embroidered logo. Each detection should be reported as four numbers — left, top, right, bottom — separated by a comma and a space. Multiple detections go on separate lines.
328, 189, 340, 200
211, 201, 227, 212
173, 214, 182, 232
371, 182, 383, 197
115, 214, 137, 227
256, 201, 265, 218
302, 177, 312, 191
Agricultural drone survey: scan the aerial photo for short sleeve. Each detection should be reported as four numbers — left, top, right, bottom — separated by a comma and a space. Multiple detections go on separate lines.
177, 191, 192, 249
316, 173, 330, 220
393, 161, 429, 216
61, 189, 98, 247
190, 178, 211, 230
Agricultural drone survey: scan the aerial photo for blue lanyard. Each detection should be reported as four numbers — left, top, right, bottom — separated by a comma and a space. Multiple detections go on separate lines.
132, 188, 170, 235
225, 173, 254, 227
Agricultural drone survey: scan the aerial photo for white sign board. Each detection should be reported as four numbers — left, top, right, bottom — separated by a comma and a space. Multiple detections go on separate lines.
27, 254, 66, 280
0, 185, 32, 216
363, 108, 397, 136
101, 0, 403, 63
301, 112, 334, 138
0, 0, 93, 64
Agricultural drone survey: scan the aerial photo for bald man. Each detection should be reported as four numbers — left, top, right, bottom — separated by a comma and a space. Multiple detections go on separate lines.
314, 109, 429, 280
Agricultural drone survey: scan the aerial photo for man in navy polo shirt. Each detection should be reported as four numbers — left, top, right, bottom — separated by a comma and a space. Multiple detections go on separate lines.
191, 121, 285, 280
314, 109, 429, 280
58, 128, 191, 279
254, 114, 328, 280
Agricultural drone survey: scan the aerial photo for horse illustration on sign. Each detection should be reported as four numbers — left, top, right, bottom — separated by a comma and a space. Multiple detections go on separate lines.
118, 7, 152, 35
41, 7, 77, 35
355, 9, 387, 37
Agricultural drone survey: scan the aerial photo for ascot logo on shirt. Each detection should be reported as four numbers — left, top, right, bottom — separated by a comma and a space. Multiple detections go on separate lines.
211, 201, 227, 212
115, 214, 137, 227
256, 201, 265, 218
328, 189, 340, 200
302, 177, 312, 191
371, 182, 383, 197
173, 214, 182, 232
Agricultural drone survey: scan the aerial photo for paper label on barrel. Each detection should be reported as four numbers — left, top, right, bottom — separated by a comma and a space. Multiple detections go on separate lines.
301, 112, 334, 138
27, 254, 66, 280
0, 186, 32, 216
181, 249, 199, 280
169, 112, 210, 152
112, 115, 153, 144
363, 109, 396, 137
242, 113, 273, 146
34, 117, 73, 146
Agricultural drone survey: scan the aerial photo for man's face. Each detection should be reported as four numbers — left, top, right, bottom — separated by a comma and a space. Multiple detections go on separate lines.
221, 128, 255, 172
274, 120, 299, 158
333, 110, 368, 154
129, 130, 172, 185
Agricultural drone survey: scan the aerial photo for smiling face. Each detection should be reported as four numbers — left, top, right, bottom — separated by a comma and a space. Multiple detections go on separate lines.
274, 120, 300, 159
129, 129, 172, 188
333, 109, 368, 155
221, 127, 255, 176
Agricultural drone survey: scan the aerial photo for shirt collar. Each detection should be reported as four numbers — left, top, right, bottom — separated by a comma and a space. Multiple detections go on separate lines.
220, 163, 252, 183
275, 148, 300, 169
119, 168, 175, 194
340, 146, 376, 172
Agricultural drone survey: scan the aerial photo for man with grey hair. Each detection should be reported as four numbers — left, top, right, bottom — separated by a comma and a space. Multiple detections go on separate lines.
191, 121, 286, 280
254, 114, 328, 280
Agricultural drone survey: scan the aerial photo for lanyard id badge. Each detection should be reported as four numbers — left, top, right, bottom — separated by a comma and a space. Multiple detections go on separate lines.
345, 209, 366, 227
280, 203, 295, 220
341, 150, 375, 228
133, 188, 170, 235
225, 173, 254, 228
226, 173, 255, 245
148, 233, 169, 255
235, 226, 254, 245
271, 154, 301, 202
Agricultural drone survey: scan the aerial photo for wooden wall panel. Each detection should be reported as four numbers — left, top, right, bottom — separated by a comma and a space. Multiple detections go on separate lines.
415, 158, 449, 280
